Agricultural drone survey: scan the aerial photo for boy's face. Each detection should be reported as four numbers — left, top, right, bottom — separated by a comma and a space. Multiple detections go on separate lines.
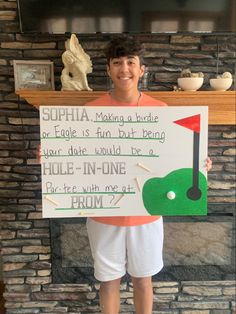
107, 55, 145, 92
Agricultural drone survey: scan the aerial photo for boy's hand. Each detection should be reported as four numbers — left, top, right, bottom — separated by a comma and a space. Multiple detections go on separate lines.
36, 144, 41, 164
205, 157, 212, 172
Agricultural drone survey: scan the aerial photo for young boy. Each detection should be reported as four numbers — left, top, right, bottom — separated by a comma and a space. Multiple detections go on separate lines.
86, 36, 167, 314
87, 35, 212, 313
87, 35, 212, 314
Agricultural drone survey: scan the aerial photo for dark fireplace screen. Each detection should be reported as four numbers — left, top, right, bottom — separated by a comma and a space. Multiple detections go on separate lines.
50, 204, 235, 283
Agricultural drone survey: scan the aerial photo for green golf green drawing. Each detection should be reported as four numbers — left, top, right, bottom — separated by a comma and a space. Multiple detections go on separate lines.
142, 114, 207, 216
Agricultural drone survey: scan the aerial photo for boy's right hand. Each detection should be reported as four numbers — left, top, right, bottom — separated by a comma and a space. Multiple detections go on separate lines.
36, 144, 41, 164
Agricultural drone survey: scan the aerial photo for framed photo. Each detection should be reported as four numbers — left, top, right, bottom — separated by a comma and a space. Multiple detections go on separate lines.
13, 60, 55, 91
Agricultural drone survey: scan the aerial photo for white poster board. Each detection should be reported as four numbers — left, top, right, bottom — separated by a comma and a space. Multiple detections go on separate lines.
40, 106, 208, 218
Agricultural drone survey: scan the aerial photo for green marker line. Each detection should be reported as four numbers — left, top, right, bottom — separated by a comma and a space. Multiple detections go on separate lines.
40, 137, 164, 141
43, 192, 135, 195
56, 206, 120, 210
42, 154, 159, 158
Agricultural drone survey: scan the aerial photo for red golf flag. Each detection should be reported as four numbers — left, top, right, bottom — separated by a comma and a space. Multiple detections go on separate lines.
174, 114, 200, 133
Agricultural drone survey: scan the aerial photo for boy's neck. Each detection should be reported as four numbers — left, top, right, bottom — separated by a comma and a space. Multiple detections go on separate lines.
110, 89, 141, 104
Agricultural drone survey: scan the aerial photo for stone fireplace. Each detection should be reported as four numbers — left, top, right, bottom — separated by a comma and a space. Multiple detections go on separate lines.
1, 89, 233, 313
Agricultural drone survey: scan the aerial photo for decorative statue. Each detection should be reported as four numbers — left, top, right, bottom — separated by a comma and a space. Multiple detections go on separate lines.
60, 34, 93, 91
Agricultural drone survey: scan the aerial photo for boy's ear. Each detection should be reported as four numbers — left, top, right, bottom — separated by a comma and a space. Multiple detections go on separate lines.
106, 65, 110, 76
139, 65, 145, 78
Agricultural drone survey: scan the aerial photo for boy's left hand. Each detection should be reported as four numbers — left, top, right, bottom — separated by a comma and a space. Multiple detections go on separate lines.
205, 157, 212, 172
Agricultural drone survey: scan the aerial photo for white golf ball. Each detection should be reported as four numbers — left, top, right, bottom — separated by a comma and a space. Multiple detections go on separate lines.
167, 191, 176, 200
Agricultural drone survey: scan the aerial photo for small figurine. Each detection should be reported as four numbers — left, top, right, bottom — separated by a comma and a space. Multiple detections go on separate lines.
61, 34, 93, 91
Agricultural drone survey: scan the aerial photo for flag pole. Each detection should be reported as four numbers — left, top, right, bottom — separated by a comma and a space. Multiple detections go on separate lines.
187, 131, 201, 200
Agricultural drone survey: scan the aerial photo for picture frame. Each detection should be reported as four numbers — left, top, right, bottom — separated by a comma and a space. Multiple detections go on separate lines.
13, 60, 55, 91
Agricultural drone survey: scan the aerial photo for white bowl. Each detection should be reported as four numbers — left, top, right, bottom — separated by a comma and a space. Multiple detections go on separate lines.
177, 77, 204, 91
210, 78, 233, 91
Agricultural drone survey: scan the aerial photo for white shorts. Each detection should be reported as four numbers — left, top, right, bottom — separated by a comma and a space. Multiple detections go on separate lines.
86, 218, 164, 282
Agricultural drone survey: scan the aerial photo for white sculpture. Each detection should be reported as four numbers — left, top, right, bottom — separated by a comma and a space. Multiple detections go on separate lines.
61, 34, 93, 91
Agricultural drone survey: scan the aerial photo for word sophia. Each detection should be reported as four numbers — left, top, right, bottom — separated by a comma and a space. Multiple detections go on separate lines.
41, 107, 89, 121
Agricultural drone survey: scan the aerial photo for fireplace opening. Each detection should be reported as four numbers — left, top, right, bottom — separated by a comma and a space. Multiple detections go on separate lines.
50, 204, 235, 283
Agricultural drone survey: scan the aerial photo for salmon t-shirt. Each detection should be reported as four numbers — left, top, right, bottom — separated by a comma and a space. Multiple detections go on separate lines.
86, 92, 167, 226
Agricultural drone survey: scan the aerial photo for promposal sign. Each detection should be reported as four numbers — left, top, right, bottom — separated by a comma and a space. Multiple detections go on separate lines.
40, 106, 208, 218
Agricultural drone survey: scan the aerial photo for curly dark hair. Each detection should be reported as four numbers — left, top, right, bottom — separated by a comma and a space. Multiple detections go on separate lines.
105, 35, 145, 65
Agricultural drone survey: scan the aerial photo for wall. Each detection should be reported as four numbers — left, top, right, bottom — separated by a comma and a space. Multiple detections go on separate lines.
0, 255, 2, 279
0, 1, 236, 313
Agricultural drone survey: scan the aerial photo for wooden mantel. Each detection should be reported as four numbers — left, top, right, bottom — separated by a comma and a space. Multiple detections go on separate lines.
16, 90, 236, 125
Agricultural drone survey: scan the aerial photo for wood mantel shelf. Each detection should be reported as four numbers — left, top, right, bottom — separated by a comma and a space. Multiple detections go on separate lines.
16, 90, 236, 125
